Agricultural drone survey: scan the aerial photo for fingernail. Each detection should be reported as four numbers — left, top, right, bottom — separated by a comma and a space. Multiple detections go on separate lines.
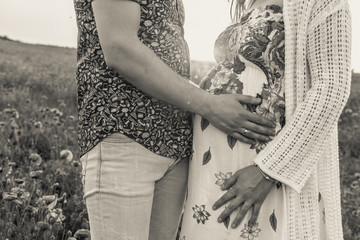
232, 224, 237, 228
218, 218, 223, 223
213, 205, 217, 210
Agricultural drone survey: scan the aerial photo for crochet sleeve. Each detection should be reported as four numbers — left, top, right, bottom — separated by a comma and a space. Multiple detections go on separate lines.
253, 1, 352, 193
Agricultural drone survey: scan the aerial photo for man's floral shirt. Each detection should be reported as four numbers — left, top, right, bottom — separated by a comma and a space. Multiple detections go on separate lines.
74, 0, 193, 159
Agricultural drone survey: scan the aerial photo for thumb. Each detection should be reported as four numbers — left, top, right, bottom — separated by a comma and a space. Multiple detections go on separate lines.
233, 94, 261, 105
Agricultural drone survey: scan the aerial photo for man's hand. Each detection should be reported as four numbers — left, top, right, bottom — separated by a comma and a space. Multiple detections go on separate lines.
204, 94, 276, 144
212, 165, 274, 228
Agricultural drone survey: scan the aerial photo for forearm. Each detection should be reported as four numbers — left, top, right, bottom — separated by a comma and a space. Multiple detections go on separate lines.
104, 37, 211, 116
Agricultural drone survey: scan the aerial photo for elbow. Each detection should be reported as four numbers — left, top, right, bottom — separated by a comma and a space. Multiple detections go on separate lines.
100, 37, 137, 72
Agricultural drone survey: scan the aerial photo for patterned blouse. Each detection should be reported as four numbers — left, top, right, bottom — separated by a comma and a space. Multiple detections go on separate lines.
74, 0, 193, 160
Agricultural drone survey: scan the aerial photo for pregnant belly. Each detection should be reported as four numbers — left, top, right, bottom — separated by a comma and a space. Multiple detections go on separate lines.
198, 56, 286, 153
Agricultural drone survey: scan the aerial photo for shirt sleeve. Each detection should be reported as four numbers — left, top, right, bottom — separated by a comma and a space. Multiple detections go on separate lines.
253, 0, 352, 193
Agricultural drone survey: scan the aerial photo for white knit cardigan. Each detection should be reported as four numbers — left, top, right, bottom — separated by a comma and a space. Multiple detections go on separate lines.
253, 0, 352, 239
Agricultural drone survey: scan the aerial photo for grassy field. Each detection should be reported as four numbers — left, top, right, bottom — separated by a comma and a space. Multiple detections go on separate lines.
0, 37, 359, 239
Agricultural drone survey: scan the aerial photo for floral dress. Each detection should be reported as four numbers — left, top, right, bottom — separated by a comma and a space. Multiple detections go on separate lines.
180, 5, 327, 240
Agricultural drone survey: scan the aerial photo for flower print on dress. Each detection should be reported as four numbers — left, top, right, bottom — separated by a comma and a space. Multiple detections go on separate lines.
215, 172, 233, 187
250, 84, 285, 153
192, 205, 211, 224
240, 223, 262, 240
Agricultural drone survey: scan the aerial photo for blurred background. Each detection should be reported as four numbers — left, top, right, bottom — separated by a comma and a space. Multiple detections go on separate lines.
0, 0, 359, 239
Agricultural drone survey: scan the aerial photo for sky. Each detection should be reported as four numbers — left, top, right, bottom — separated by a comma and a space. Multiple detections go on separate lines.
0, 0, 359, 72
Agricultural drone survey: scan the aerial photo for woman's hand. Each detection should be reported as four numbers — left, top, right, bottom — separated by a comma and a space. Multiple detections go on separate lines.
203, 94, 276, 144
212, 165, 274, 228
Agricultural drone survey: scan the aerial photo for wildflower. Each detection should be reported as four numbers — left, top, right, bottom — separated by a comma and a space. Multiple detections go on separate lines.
14, 178, 25, 184
12, 111, 19, 119
2, 192, 18, 201
8, 161, 16, 167
3, 108, 13, 114
192, 204, 211, 224
53, 116, 60, 123
215, 172, 232, 186
29, 153, 43, 166
34, 121, 43, 129
30, 170, 44, 179
45, 208, 66, 224
355, 173, 360, 180
350, 180, 359, 189
55, 110, 63, 117
11, 187, 22, 193
352, 210, 360, 216
51, 183, 61, 192
72, 160, 80, 167
10, 119, 19, 129
60, 150, 73, 162
74, 229, 91, 239
40, 95, 48, 101
344, 108, 353, 114
68, 115, 76, 121
240, 223, 261, 240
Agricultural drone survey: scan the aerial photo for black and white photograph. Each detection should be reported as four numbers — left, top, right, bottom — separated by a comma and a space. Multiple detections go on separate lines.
0, 0, 359, 239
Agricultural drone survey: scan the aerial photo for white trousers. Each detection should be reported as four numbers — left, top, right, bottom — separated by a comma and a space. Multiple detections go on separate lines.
80, 133, 189, 240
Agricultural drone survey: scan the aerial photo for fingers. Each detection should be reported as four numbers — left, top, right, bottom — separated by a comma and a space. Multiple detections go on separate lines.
243, 121, 276, 136
248, 202, 262, 228
247, 113, 276, 129
230, 132, 256, 145
217, 197, 244, 224
234, 94, 262, 105
238, 128, 271, 142
213, 188, 236, 211
231, 201, 253, 228
221, 172, 238, 191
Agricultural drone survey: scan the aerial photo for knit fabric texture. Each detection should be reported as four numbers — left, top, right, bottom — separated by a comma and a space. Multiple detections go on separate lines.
253, 0, 352, 239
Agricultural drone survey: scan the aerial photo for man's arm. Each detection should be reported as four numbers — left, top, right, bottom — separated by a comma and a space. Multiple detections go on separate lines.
92, 0, 276, 142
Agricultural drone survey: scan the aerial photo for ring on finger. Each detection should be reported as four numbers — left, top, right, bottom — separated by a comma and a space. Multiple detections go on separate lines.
242, 128, 249, 136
